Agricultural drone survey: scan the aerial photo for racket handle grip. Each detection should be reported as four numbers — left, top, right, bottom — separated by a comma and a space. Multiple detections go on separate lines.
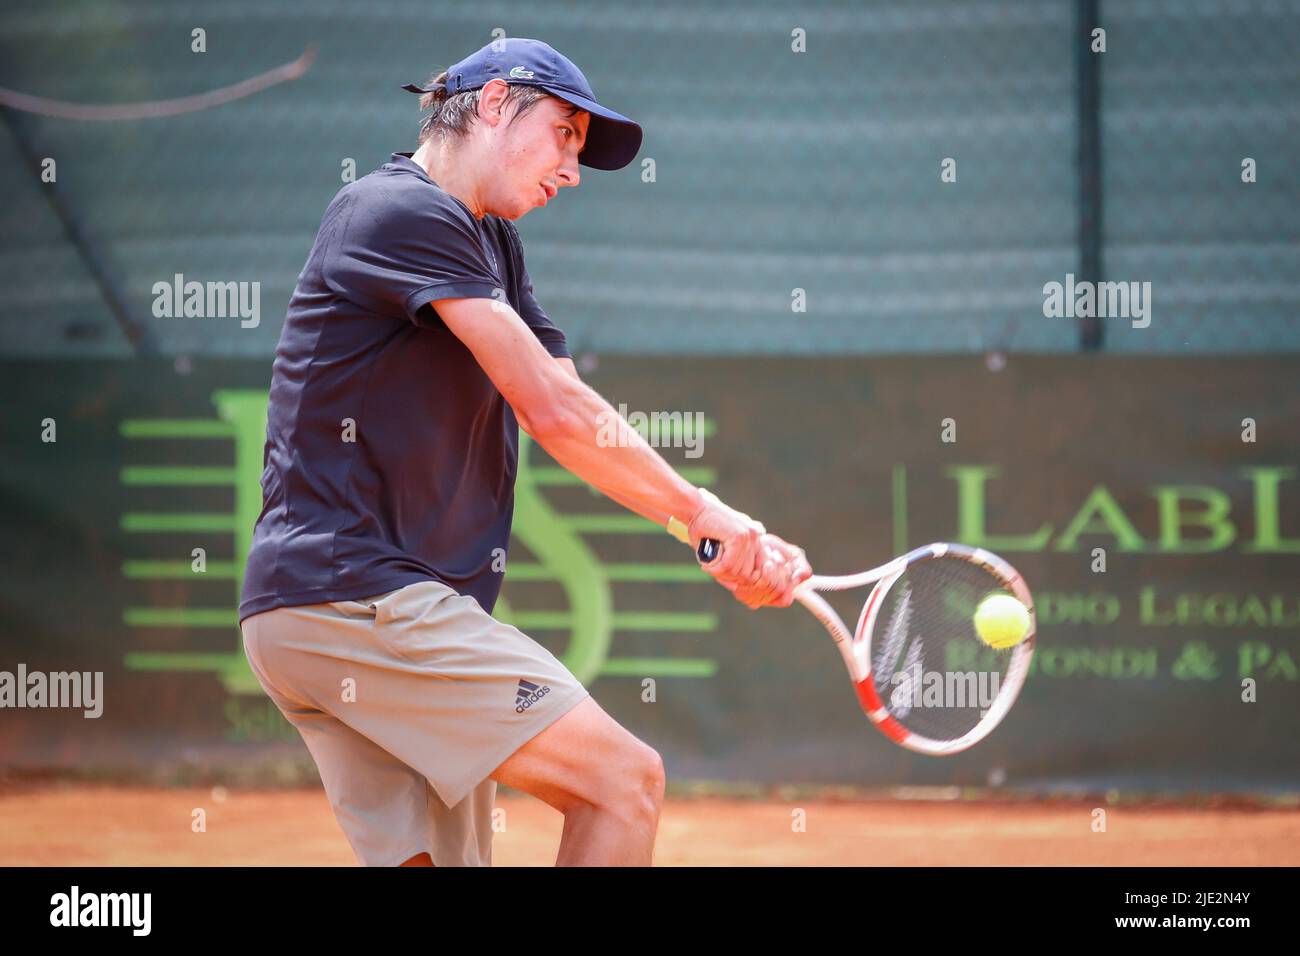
697, 538, 721, 564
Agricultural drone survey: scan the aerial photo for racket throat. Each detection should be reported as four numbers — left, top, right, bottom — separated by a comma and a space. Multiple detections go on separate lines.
853, 679, 910, 744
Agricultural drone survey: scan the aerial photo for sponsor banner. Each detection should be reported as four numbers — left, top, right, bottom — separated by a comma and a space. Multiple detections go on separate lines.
1, 357, 1297, 792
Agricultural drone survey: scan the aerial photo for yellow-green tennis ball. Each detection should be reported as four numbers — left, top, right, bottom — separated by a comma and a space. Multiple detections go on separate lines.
973, 594, 1031, 649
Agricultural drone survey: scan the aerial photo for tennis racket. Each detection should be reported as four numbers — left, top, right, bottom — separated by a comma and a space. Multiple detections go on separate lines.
698, 539, 1036, 755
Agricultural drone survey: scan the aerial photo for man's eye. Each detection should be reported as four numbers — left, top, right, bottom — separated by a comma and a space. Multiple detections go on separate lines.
560, 127, 572, 138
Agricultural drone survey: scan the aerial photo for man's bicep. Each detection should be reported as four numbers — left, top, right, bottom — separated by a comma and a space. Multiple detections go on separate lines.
431, 296, 573, 433
555, 357, 580, 380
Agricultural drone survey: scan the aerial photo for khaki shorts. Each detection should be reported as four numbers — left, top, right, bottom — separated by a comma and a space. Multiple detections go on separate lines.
240, 579, 590, 867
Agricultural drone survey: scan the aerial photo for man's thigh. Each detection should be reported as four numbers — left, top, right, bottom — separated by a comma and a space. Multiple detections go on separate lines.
489, 695, 659, 813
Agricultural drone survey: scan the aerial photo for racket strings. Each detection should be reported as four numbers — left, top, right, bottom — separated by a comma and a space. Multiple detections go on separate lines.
870, 558, 1019, 741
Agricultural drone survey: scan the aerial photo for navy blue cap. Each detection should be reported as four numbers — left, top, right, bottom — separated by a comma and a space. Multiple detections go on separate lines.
404, 37, 643, 171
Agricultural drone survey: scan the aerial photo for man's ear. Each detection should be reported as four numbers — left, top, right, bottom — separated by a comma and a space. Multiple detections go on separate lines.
478, 79, 511, 124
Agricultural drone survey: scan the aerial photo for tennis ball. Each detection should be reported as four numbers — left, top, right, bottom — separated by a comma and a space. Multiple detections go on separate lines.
973, 593, 1031, 649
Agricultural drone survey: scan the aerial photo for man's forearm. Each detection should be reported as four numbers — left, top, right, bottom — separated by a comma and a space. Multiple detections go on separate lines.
525, 373, 704, 529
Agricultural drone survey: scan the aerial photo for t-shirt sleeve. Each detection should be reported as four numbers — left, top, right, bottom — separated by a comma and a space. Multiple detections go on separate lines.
321, 185, 503, 326
502, 219, 572, 360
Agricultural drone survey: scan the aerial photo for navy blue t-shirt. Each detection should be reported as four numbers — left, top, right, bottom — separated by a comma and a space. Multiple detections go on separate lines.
239, 152, 570, 622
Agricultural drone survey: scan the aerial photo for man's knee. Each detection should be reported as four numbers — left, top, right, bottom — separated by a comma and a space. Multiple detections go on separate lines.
585, 741, 665, 822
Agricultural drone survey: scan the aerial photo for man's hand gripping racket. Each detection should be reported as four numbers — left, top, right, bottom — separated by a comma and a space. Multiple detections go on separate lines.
697, 535, 1037, 756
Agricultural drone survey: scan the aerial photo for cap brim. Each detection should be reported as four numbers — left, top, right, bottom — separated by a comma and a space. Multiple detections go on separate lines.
540, 86, 643, 171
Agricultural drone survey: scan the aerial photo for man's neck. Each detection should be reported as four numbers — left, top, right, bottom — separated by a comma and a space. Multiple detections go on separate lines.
411, 140, 486, 220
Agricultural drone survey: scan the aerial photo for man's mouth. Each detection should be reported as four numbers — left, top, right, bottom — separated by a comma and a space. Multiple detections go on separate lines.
540, 182, 557, 201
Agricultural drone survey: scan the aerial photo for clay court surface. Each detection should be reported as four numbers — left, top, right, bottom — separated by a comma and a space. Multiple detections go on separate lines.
1, 784, 1297, 866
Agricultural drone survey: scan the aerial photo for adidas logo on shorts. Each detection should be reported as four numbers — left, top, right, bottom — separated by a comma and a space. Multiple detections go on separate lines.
515, 678, 551, 714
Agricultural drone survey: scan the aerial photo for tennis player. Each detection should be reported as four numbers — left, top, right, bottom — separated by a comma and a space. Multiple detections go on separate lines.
238, 37, 810, 868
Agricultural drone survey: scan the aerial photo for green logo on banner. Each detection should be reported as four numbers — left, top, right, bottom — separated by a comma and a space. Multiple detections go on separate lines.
119, 390, 719, 698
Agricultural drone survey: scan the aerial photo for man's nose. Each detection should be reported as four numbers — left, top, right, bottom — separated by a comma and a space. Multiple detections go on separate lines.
557, 164, 580, 189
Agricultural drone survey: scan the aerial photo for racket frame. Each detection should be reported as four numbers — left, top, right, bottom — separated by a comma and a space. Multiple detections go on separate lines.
793, 542, 1036, 756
